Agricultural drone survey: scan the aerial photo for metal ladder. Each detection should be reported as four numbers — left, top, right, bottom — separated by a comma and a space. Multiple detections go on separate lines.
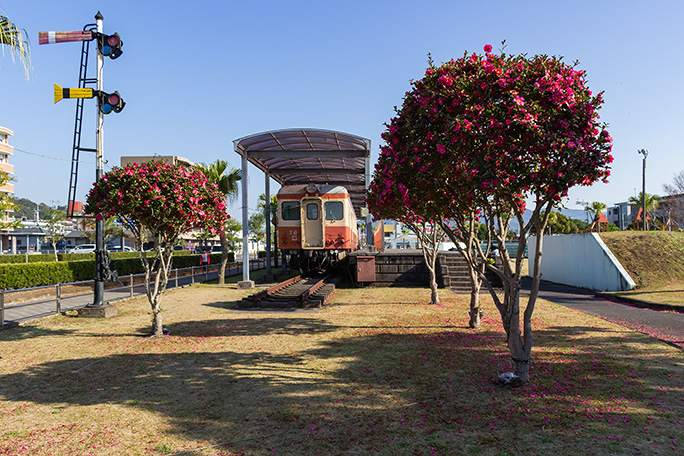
66, 22, 98, 218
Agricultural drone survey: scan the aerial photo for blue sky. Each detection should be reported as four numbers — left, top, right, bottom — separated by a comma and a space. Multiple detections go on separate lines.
1, 0, 682, 223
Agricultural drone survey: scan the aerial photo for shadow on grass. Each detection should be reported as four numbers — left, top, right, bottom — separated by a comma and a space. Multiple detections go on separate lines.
164, 317, 341, 337
0, 325, 76, 341
1, 318, 682, 455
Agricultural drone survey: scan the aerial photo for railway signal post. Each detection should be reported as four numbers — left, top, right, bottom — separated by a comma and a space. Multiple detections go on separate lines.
40, 11, 124, 316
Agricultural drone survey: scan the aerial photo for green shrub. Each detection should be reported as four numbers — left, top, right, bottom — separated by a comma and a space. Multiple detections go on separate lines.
0, 262, 74, 289
0, 251, 237, 290
0, 253, 58, 264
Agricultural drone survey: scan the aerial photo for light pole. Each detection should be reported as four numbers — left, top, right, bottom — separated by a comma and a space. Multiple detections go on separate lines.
638, 149, 649, 231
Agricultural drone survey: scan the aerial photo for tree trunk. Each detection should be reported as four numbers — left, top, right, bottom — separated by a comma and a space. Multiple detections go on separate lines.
468, 267, 481, 329
152, 307, 164, 336
502, 280, 531, 384
144, 246, 174, 336
218, 234, 228, 285
429, 274, 440, 305
421, 244, 440, 305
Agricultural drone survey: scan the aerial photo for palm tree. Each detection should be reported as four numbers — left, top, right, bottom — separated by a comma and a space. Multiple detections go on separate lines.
584, 201, 607, 232
628, 192, 661, 230
195, 160, 241, 284
1, 13, 32, 80
258, 193, 279, 266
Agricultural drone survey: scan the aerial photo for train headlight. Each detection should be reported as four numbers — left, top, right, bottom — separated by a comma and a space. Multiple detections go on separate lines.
306, 183, 317, 193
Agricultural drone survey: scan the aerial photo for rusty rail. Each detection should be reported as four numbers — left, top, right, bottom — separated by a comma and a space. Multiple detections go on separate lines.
298, 275, 330, 303
251, 275, 302, 302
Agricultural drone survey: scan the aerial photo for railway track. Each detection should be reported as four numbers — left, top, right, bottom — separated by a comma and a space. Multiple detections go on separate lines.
238, 273, 337, 309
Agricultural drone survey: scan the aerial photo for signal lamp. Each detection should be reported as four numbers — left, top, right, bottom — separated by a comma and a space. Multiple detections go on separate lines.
95, 32, 123, 59
98, 91, 125, 114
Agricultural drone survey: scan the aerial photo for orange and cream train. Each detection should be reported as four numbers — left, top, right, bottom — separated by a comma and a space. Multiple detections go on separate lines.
278, 183, 359, 270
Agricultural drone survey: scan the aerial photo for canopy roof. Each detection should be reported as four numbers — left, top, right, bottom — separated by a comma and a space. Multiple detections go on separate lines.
234, 129, 371, 217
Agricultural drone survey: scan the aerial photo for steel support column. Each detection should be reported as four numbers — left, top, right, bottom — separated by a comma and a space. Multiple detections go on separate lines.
241, 152, 250, 282
265, 174, 272, 276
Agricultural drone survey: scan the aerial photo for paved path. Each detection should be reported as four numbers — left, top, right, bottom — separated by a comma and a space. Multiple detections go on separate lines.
1, 262, 276, 327
521, 277, 684, 350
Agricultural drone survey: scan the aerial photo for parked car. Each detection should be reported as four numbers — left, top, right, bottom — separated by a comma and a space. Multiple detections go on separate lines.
108, 245, 135, 252
68, 244, 96, 254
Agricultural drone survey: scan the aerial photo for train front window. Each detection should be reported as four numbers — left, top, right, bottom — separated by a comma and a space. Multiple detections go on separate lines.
325, 201, 343, 221
306, 203, 319, 220
282, 201, 300, 220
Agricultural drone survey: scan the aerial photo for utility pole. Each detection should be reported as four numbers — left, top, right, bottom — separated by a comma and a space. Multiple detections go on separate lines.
638, 149, 649, 231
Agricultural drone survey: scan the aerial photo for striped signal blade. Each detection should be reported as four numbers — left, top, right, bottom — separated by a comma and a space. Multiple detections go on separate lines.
39, 31, 93, 45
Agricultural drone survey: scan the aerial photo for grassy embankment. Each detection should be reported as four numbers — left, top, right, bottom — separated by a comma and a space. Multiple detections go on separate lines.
1, 280, 682, 455
600, 231, 684, 307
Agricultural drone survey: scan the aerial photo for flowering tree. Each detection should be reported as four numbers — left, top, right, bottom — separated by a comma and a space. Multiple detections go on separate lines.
85, 161, 229, 335
372, 45, 613, 383
366, 174, 446, 305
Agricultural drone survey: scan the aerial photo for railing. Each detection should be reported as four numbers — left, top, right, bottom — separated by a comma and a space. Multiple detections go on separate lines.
1, 258, 268, 327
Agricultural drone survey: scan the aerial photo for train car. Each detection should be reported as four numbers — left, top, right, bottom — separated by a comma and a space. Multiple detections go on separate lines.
278, 183, 358, 270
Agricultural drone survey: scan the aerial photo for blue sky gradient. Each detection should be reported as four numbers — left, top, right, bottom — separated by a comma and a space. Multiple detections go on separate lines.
1, 0, 682, 222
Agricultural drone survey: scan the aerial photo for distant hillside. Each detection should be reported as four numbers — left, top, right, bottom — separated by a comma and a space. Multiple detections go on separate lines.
600, 231, 684, 289
12, 197, 66, 220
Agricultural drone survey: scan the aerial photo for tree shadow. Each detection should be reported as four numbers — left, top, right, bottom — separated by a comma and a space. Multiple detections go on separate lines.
0, 325, 76, 341
1, 320, 682, 454
163, 317, 341, 338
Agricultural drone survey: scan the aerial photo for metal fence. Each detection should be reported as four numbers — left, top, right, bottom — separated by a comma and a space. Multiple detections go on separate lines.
1, 258, 267, 327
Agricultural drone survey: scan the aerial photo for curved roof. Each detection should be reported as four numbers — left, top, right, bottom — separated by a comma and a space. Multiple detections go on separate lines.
234, 129, 371, 217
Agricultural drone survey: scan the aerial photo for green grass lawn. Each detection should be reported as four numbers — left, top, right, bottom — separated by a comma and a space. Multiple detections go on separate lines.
1, 283, 682, 455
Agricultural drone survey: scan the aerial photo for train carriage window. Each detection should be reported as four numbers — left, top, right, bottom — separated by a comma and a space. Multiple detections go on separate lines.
306, 203, 319, 220
282, 201, 300, 220
325, 201, 344, 221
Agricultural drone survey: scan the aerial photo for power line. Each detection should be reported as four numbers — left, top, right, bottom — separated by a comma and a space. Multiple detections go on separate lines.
13, 147, 95, 164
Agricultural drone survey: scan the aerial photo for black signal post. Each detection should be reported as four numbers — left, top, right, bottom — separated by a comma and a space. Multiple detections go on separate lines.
40, 11, 124, 314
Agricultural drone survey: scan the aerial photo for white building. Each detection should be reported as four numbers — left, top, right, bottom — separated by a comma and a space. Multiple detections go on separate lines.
0, 126, 15, 252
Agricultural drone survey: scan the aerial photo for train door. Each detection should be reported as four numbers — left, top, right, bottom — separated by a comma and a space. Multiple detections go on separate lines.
301, 198, 324, 248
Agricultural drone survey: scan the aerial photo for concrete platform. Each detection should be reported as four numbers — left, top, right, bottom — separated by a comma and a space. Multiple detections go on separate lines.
77, 304, 117, 318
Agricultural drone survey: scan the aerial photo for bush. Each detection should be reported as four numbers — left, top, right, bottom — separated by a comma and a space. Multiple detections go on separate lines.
0, 251, 238, 290
0, 262, 75, 289
0, 253, 58, 264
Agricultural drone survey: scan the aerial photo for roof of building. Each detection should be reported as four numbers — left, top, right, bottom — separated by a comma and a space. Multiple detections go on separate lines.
4, 227, 46, 236
234, 129, 371, 217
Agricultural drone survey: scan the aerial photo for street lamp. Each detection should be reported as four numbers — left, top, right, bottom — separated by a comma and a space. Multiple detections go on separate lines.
637, 149, 649, 230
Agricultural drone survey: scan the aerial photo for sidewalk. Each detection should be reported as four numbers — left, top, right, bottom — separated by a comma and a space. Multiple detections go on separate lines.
521, 277, 684, 350
1, 260, 276, 328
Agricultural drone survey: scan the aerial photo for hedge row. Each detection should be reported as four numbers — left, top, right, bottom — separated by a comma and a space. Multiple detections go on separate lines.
0, 251, 235, 290
0, 250, 194, 264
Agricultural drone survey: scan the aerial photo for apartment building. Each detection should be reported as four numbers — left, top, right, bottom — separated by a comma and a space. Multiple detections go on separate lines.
0, 126, 15, 250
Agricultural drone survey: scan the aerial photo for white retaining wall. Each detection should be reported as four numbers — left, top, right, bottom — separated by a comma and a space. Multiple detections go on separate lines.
527, 233, 635, 291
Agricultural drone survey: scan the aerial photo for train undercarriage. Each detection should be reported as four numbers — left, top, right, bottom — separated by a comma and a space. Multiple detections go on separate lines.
282, 249, 349, 273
